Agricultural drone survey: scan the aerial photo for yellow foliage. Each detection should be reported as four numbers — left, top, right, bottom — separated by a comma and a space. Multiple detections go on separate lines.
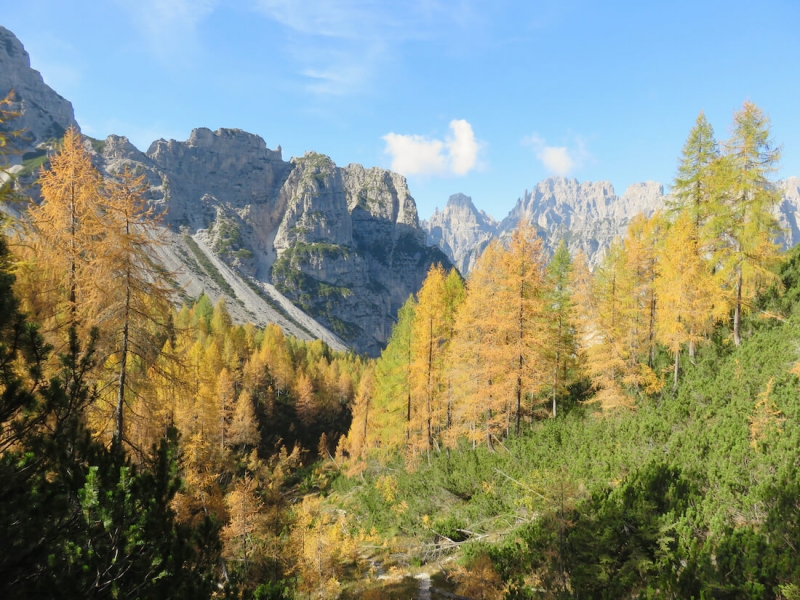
750, 377, 784, 449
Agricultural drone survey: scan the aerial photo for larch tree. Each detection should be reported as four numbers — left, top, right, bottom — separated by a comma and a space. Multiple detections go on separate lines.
498, 224, 549, 435
545, 240, 578, 417
573, 246, 631, 411
222, 475, 265, 583
655, 212, 727, 389
94, 166, 172, 451
710, 102, 783, 346
450, 241, 508, 450
442, 268, 465, 443
670, 111, 720, 234
20, 126, 103, 337
618, 213, 662, 390
227, 390, 260, 450
294, 372, 316, 427
409, 264, 449, 463
342, 366, 375, 475
370, 295, 415, 455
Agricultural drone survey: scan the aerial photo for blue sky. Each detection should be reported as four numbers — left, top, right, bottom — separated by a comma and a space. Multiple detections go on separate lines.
4, 1, 800, 220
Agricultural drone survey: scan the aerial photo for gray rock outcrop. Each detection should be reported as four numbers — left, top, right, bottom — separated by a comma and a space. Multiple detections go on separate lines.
423, 177, 668, 272
499, 177, 666, 267
99, 130, 450, 356
0, 25, 452, 356
427, 176, 800, 274
0, 25, 77, 158
776, 176, 800, 248
422, 193, 498, 274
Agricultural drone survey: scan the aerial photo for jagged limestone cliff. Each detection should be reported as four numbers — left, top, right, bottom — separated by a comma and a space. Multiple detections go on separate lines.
422, 193, 498, 274
0, 25, 77, 157
100, 130, 451, 356
423, 178, 666, 272
0, 26, 451, 356
425, 176, 800, 274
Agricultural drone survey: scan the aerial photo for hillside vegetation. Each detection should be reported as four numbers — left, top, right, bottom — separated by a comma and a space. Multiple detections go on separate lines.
2, 100, 800, 600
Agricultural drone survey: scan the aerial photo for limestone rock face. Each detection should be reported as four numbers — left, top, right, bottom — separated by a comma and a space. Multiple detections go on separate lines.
422, 193, 498, 274
0, 20, 450, 356
425, 178, 668, 271
0, 26, 77, 157
499, 177, 666, 267
99, 131, 450, 356
776, 177, 800, 248
270, 153, 450, 356
428, 176, 800, 274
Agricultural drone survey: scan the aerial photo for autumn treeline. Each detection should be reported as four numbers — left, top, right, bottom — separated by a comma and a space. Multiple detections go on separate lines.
341, 101, 784, 471
4, 126, 370, 596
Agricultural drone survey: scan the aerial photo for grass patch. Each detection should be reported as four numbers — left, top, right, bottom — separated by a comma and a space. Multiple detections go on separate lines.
240, 276, 315, 339
183, 235, 237, 298
20, 152, 48, 176
86, 136, 106, 154
213, 218, 243, 253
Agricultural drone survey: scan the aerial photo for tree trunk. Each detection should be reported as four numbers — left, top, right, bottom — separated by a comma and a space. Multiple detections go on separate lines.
426, 315, 434, 463
733, 268, 743, 346
517, 280, 525, 435
113, 270, 131, 452
673, 348, 680, 391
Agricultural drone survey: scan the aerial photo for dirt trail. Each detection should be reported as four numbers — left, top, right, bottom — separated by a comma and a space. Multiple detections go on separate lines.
415, 572, 431, 600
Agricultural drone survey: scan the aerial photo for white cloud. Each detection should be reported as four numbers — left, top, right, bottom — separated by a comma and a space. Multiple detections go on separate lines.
447, 119, 479, 175
115, 0, 218, 62
524, 133, 589, 176
383, 119, 480, 177
251, 1, 485, 95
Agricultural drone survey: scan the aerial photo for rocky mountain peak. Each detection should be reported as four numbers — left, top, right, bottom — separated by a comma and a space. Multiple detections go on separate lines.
422, 193, 498, 274
0, 26, 77, 157
424, 178, 668, 272
446, 192, 477, 210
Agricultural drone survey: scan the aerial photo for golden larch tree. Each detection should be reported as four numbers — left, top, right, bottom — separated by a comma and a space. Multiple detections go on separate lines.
19, 126, 103, 338
409, 264, 449, 463
655, 212, 727, 388
93, 166, 172, 450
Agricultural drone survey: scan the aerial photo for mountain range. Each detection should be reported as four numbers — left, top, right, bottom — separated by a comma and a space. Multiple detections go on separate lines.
423, 177, 800, 274
0, 25, 448, 357
4, 24, 800, 355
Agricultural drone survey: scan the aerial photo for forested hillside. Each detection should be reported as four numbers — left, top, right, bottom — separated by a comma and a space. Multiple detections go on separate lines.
3, 94, 800, 599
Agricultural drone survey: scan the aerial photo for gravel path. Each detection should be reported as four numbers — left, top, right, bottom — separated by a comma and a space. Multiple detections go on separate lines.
415, 572, 431, 600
